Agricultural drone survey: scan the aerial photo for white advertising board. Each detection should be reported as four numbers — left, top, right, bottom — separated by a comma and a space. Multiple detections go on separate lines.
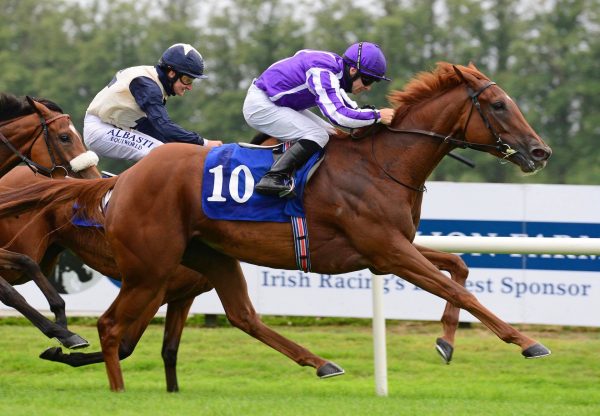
3, 182, 599, 326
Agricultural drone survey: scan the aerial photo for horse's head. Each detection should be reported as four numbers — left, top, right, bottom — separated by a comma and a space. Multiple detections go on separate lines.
450, 64, 552, 174
26, 97, 100, 179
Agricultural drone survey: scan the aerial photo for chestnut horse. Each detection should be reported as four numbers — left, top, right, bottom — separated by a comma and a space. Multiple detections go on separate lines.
0, 166, 472, 391
0, 167, 347, 391
0, 63, 552, 391
0, 93, 100, 348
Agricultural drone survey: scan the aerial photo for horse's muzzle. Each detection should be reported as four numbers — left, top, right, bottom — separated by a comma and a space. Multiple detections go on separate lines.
514, 143, 552, 173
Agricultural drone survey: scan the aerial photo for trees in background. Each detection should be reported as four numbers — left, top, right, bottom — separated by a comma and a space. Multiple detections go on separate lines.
1, 0, 598, 183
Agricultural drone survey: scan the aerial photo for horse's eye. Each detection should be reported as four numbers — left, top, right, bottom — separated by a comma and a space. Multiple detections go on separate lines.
492, 101, 506, 110
59, 134, 71, 143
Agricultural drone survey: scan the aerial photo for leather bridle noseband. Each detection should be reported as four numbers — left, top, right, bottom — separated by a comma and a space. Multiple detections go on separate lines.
0, 112, 71, 177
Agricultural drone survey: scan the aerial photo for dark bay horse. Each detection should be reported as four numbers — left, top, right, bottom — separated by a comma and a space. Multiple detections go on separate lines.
0, 63, 552, 391
0, 93, 99, 178
0, 93, 100, 348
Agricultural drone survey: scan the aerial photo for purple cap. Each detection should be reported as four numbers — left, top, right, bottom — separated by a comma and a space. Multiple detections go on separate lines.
343, 42, 390, 81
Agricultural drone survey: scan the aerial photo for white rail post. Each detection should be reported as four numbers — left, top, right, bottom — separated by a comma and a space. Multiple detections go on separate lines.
372, 273, 388, 397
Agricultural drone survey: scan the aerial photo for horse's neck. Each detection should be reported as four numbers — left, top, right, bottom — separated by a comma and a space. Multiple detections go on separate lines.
324, 127, 449, 193
365, 89, 466, 185
318, 89, 466, 211
0, 116, 39, 175
0, 147, 25, 176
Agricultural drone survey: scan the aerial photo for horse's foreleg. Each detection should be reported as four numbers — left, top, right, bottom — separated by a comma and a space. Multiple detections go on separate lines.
196, 252, 344, 379
415, 244, 469, 363
0, 274, 88, 349
0, 248, 69, 328
41, 304, 158, 367
162, 298, 194, 392
375, 241, 550, 358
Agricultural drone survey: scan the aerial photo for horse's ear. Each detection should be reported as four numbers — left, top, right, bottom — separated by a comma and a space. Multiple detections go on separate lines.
26, 96, 43, 116
452, 65, 468, 83
467, 61, 478, 70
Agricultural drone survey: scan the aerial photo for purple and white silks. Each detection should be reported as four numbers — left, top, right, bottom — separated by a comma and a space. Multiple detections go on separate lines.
253, 49, 381, 129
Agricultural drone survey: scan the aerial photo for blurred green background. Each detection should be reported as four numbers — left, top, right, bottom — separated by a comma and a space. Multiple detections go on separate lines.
1, 0, 598, 182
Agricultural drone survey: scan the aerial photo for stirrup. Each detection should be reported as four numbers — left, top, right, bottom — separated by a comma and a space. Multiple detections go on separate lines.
255, 173, 295, 197
278, 177, 296, 198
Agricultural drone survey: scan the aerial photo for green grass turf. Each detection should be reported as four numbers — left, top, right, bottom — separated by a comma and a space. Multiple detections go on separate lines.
0, 318, 598, 416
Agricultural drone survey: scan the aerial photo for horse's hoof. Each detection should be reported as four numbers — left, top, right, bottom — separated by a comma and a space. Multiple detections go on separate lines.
522, 343, 551, 359
58, 334, 89, 350
435, 338, 454, 364
40, 347, 63, 361
317, 362, 345, 379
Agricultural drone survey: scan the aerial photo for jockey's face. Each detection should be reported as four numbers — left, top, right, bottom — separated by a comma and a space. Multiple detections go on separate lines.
349, 67, 372, 95
168, 70, 194, 96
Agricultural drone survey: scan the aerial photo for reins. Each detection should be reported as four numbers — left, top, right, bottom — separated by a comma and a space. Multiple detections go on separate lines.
0, 113, 71, 177
385, 82, 516, 157
370, 135, 427, 192
352, 81, 517, 193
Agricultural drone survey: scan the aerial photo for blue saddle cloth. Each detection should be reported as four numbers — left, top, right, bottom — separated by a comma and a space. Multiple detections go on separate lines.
201, 143, 323, 222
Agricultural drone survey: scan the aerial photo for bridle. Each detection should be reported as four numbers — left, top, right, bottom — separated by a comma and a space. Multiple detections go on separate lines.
0, 112, 72, 177
385, 81, 517, 157
353, 81, 518, 192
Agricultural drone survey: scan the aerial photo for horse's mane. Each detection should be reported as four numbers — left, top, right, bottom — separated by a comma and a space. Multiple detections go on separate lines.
387, 62, 490, 120
0, 93, 63, 122
0, 93, 33, 121
332, 62, 491, 141
34, 98, 64, 113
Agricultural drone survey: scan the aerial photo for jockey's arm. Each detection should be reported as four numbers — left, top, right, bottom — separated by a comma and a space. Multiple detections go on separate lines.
129, 77, 206, 145
307, 69, 381, 129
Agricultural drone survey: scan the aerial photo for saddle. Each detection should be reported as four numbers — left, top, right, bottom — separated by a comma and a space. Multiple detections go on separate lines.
201, 142, 323, 223
238, 140, 324, 194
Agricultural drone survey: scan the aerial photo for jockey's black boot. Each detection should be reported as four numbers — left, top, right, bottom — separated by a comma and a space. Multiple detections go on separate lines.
255, 139, 322, 197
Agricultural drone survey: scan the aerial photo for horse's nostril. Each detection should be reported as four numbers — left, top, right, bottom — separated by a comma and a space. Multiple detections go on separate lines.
531, 147, 550, 161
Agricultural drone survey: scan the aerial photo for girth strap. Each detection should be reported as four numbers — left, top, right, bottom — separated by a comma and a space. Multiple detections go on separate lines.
291, 216, 311, 272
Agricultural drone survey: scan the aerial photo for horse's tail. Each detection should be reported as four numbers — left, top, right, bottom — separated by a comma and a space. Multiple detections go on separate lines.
0, 176, 118, 225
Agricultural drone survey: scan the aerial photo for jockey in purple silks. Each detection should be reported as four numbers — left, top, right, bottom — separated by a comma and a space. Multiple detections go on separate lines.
84, 43, 222, 162
243, 42, 395, 197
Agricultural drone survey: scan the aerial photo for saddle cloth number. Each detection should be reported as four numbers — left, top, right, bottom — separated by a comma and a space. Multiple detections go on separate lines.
207, 164, 254, 204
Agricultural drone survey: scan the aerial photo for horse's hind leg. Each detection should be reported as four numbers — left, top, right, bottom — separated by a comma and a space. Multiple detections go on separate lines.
416, 244, 469, 364
0, 275, 87, 349
162, 298, 194, 392
44, 282, 196, 392
182, 242, 344, 378
97, 284, 166, 391
213, 264, 344, 378
41, 301, 163, 368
